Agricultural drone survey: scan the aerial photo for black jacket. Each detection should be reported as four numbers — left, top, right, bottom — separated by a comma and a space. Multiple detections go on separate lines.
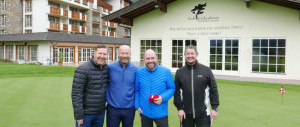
72, 58, 108, 120
174, 62, 219, 118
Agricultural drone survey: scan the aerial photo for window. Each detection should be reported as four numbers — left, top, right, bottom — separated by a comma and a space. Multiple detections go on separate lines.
0, 29, 6, 34
0, 45, 4, 59
140, 40, 162, 64
79, 48, 94, 62
69, 20, 78, 26
25, 15, 32, 27
26, 1, 32, 12
210, 39, 239, 71
125, 28, 130, 36
0, 14, 6, 27
17, 46, 25, 61
115, 47, 119, 61
49, 2, 59, 8
25, 30, 32, 33
172, 39, 197, 68
0, 0, 6, 12
252, 39, 285, 73
48, 17, 59, 23
6, 46, 13, 60
54, 47, 74, 63
107, 48, 113, 61
29, 46, 38, 61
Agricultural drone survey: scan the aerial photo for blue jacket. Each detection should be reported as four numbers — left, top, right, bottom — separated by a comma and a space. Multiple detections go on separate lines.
106, 61, 138, 108
135, 65, 175, 119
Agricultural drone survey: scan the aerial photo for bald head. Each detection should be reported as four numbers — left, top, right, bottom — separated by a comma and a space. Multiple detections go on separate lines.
144, 49, 157, 70
118, 45, 131, 66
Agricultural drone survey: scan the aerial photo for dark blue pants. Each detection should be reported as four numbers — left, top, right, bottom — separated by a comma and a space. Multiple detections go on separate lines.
106, 104, 135, 127
75, 112, 105, 127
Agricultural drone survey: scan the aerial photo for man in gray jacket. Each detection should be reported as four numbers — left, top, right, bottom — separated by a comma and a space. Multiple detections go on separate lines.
72, 45, 109, 127
174, 45, 219, 127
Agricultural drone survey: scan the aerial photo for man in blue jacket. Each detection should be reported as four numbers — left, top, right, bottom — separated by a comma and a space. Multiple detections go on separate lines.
106, 45, 138, 127
135, 49, 175, 127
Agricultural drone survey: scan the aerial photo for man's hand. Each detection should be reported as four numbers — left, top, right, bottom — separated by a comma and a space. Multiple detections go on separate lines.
137, 108, 143, 118
210, 110, 218, 120
154, 95, 162, 105
77, 119, 83, 127
178, 110, 186, 122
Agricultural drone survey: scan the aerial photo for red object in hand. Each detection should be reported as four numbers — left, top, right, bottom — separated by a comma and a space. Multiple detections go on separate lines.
149, 95, 159, 103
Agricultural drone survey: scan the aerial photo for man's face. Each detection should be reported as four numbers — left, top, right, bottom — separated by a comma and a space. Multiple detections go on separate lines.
118, 46, 131, 66
144, 51, 157, 70
185, 48, 198, 65
94, 48, 108, 65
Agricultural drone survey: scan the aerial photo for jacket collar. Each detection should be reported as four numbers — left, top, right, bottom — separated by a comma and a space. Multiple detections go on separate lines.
185, 61, 200, 70
146, 64, 158, 72
91, 58, 106, 68
118, 61, 130, 68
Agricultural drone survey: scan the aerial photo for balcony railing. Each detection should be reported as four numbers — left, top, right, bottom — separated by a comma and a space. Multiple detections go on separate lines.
72, 12, 80, 19
63, 10, 68, 17
82, 27, 86, 33
93, 17, 100, 23
83, 0, 88, 5
50, 22, 60, 30
109, 22, 115, 27
50, 7, 60, 15
63, 24, 68, 31
93, 28, 100, 34
102, 20, 107, 25
72, 26, 79, 32
82, 14, 85, 21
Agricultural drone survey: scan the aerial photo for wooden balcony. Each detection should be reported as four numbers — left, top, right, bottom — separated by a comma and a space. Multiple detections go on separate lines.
72, 26, 79, 32
98, 0, 113, 11
50, 22, 60, 30
72, 12, 80, 19
50, 7, 60, 15
63, 10, 68, 17
63, 24, 68, 31
82, 14, 86, 21
102, 20, 107, 25
83, 0, 88, 5
102, 31, 106, 36
110, 32, 115, 37
109, 22, 115, 27
75, 0, 80, 3
82, 27, 86, 33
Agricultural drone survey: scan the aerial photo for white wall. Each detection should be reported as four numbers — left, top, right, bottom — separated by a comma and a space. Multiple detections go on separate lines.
130, 0, 300, 80
32, 0, 49, 32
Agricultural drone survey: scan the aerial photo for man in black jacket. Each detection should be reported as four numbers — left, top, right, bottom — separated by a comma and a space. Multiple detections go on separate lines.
174, 45, 219, 127
72, 45, 109, 127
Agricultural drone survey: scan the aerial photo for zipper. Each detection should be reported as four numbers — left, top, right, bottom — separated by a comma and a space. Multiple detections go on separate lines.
150, 70, 152, 117
191, 66, 195, 118
122, 66, 125, 83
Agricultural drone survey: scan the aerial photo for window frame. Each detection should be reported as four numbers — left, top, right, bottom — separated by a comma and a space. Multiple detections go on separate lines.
140, 39, 162, 65
252, 38, 286, 74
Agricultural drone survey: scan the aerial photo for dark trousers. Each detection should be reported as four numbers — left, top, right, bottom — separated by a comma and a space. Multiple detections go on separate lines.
182, 114, 211, 127
140, 114, 169, 127
106, 104, 135, 127
75, 111, 105, 127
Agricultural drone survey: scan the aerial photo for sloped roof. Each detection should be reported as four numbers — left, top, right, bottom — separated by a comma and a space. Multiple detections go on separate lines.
0, 32, 130, 45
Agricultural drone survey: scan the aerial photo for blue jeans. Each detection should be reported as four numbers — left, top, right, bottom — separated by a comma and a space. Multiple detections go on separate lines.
75, 112, 105, 127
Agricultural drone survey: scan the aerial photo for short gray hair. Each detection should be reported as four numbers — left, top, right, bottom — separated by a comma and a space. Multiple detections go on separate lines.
185, 45, 198, 54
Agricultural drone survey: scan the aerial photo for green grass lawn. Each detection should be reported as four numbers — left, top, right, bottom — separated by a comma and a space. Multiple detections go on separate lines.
0, 62, 300, 127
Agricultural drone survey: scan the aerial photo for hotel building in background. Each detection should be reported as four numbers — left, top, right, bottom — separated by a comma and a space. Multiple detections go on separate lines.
0, 0, 133, 65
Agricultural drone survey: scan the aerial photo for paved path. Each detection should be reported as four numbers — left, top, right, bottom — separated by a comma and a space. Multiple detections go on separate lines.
215, 75, 300, 85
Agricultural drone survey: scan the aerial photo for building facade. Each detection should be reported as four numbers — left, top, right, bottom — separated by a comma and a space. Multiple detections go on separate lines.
104, 0, 300, 80
0, 0, 132, 65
